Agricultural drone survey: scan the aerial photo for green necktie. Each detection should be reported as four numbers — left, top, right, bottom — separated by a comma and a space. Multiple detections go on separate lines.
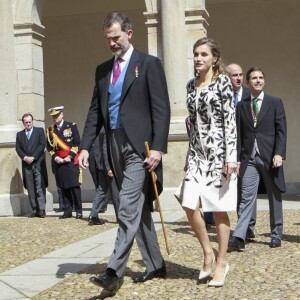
253, 97, 260, 116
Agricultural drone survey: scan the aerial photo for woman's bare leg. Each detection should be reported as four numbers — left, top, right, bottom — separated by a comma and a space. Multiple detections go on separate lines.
212, 211, 230, 282
184, 205, 214, 273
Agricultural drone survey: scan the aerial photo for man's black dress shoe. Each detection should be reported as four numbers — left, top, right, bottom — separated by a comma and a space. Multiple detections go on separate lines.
75, 213, 83, 219
133, 266, 167, 283
246, 230, 255, 241
270, 237, 281, 248
228, 236, 245, 252
88, 216, 105, 225
39, 210, 46, 218
28, 212, 39, 218
59, 214, 72, 219
90, 273, 119, 291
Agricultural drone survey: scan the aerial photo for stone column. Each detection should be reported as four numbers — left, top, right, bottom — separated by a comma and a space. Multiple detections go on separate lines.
0, 0, 20, 142
161, 0, 188, 139
185, 0, 209, 83
14, 22, 45, 128
143, 0, 209, 189
0, 0, 25, 216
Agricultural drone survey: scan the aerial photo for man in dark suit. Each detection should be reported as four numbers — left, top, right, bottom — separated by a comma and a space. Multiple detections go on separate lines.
88, 127, 119, 225
16, 113, 48, 217
226, 63, 256, 240
226, 63, 251, 104
46, 106, 83, 219
229, 67, 287, 250
78, 12, 170, 294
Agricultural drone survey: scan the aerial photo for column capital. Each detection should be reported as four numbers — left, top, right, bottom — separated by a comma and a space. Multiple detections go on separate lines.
14, 22, 45, 45
185, 8, 209, 27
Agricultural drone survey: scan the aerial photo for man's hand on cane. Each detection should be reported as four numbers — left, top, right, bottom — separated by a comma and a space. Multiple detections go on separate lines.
144, 150, 162, 172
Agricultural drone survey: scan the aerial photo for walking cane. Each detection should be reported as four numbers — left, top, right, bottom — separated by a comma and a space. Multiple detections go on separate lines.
145, 141, 170, 255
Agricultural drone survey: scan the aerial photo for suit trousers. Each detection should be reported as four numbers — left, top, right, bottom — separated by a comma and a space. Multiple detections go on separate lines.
63, 186, 82, 215
90, 170, 119, 218
24, 165, 46, 212
233, 154, 283, 241
107, 128, 164, 278
237, 176, 257, 234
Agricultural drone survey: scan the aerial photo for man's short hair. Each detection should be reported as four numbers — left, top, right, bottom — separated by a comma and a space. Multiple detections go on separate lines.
246, 66, 265, 81
103, 12, 132, 32
22, 113, 33, 122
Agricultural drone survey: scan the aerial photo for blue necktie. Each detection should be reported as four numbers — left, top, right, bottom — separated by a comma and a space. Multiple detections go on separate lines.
234, 92, 239, 107
26, 131, 31, 140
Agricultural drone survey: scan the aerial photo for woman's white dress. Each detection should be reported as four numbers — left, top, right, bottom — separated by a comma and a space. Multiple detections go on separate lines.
176, 74, 237, 212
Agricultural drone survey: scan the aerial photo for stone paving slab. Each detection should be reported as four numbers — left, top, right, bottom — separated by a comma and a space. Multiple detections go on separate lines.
0, 281, 29, 300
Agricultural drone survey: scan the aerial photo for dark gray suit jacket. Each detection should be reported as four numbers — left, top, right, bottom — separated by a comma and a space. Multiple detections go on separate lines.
237, 93, 287, 192
16, 127, 48, 189
81, 49, 171, 201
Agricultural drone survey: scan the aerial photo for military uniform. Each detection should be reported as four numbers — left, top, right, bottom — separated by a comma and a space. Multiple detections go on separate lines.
47, 107, 82, 218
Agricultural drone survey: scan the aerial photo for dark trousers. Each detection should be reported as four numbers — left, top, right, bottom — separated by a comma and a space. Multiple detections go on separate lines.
63, 186, 82, 215
24, 165, 46, 212
90, 170, 119, 218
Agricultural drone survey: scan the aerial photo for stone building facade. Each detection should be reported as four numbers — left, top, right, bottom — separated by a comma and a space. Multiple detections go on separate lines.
0, 0, 299, 215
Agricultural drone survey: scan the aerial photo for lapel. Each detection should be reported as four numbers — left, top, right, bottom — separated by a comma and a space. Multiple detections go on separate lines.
101, 58, 114, 123
255, 94, 270, 127
242, 96, 254, 126
22, 129, 28, 147
120, 49, 139, 104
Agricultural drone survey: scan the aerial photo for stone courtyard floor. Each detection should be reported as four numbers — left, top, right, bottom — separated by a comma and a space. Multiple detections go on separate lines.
0, 195, 299, 300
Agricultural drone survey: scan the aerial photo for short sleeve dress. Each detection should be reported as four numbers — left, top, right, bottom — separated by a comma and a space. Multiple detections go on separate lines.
175, 74, 237, 212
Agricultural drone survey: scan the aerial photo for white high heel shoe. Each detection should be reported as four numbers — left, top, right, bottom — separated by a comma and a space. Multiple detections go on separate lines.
198, 255, 215, 282
208, 263, 229, 287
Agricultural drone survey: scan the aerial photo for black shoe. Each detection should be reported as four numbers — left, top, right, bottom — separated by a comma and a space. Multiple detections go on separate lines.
90, 272, 119, 291
228, 236, 245, 252
54, 208, 64, 213
39, 210, 46, 218
246, 230, 255, 241
59, 214, 72, 219
28, 212, 39, 218
133, 265, 167, 283
270, 237, 281, 248
88, 216, 105, 225
76, 213, 83, 219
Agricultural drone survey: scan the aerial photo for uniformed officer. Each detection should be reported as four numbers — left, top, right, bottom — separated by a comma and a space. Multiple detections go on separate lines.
46, 106, 83, 219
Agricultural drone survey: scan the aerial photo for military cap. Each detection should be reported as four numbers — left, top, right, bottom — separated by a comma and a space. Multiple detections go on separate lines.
48, 106, 64, 116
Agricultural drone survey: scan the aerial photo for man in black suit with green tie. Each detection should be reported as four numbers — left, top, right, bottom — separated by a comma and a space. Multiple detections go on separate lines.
229, 67, 287, 250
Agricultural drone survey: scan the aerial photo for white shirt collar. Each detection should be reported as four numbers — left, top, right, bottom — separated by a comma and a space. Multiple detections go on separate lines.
235, 87, 242, 97
57, 120, 64, 127
251, 91, 264, 101
115, 44, 134, 64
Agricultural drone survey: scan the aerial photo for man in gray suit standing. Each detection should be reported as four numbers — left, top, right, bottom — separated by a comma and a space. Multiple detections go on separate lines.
88, 127, 119, 225
78, 12, 170, 294
226, 63, 256, 241
228, 67, 287, 250
16, 113, 48, 217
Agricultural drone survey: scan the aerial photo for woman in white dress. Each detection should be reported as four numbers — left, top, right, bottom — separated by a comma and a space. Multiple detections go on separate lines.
176, 38, 237, 287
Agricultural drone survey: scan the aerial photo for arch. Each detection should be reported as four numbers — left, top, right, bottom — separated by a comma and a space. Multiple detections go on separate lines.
13, 0, 45, 25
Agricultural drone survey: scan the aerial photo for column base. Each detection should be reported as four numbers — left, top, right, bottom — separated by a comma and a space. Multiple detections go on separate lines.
0, 191, 53, 216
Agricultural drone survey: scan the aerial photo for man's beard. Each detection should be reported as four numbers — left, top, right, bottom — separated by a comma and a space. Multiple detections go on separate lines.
110, 47, 123, 57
